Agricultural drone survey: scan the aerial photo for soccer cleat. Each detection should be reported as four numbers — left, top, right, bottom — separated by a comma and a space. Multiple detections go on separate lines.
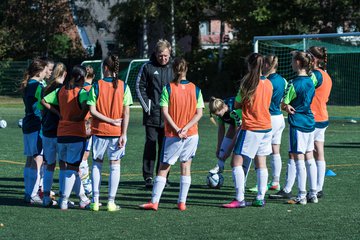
79, 198, 91, 209
177, 202, 186, 211
248, 186, 258, 193
222, 199, 246, 208
68, 200, 75, 209
139, 202, 159, 211
252, 199, 266, 207
268, 182, 281, 191
145, 177, 153, 189
107, 202, 121, 212
43, 196, 57, 207
30, 195, 43, 205
209, 164, 224, 174
89, 202, 100, 211
269, 189, 292, 199
287, 196, 307, 205
317, 190, 324, 199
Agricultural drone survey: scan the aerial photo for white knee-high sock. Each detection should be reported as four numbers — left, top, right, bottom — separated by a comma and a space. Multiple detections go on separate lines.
232, 166, 245, 202
284, 159, 296, 193
316, 160, 326, 192
178, 175, 191, 203
271, 154, 282, 183
151, 176, 167, 203
74, 174, 88, 202
59, 169, 65, 197
43, 169, 54, 196
296, 160, 306, 198
24, 167, 30, 195
306, 159, 318, 197
108, 164, 121, 203
92, 161, 102, 203
63, 170, 76, 202
30, 168, 40, 198
256, 168, 268, 200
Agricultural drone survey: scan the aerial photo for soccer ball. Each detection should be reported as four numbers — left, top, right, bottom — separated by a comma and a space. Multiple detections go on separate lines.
18, 118, 23, 128
0, 120, 7, 129
206, 172, 224, 189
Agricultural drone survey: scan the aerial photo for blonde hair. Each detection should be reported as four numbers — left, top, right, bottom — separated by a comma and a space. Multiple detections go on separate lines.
172, 57, 188, 84
44, 62, 67, 95
208, 96, 226, 126
155, 39, 171, 54
263, 54, 278, 75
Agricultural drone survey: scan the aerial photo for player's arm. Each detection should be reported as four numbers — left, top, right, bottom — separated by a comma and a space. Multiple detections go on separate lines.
136, 63, 151, 114
119, 85, 133, 148
180, 90, 204, 136
281, 81, 296, 114
87, 87, 121, 126
234, 92, 242, 109
217, 122, 226, 156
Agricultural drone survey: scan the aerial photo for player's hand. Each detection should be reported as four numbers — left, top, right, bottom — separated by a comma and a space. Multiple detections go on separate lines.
118, 135, 127, 148
284, 104, 296, 114
111, 118, 122, 126
178, 128, 188, 139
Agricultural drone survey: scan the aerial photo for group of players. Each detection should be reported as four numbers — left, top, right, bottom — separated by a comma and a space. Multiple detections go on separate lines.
208, 46, 332, 207
20, 42, 331, 212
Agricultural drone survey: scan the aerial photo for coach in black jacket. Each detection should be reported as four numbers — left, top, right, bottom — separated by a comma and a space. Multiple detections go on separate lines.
136, 39, 174, 188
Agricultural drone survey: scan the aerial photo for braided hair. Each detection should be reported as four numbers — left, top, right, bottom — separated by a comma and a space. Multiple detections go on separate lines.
103, 54, 120, 88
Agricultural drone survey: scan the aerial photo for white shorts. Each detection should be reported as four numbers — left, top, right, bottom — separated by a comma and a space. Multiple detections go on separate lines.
161, 135, 199, 165
233, 130, 272, 159
92, 136, 125, 161
58, 141, 85, 165
289, 127, 314, 154
23, 131, 43, 157
85, 136, 93, 152
314, 127, 327, 142
42, 136, 58, 165
271, 115, 285, 145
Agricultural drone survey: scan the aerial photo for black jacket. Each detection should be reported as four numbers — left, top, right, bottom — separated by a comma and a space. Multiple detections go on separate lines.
136, 53, 174, 127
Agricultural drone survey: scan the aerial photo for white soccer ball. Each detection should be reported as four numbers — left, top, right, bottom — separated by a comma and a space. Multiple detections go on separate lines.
206, 172, 224, 189
0, 120, 7, 129
18, 118, 23, 128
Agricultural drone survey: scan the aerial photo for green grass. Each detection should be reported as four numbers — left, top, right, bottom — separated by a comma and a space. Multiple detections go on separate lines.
0, 99, 360, 239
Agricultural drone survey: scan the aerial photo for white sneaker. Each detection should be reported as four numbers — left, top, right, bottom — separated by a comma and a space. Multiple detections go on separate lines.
209, 164, 224, 174
30, 195, 43, 205
60, 199, 68, 210
308, 195, 318, 203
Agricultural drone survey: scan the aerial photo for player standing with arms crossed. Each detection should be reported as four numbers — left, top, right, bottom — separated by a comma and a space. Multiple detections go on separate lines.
139, 57, 204, 211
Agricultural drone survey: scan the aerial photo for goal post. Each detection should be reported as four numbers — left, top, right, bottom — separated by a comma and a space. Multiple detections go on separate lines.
253, 32, 360, 110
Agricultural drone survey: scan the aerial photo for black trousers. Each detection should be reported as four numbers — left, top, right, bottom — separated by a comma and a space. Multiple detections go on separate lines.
142, 126, 166, 180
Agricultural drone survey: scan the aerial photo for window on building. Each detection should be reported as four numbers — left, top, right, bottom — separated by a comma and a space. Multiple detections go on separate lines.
199, 21, 210, 36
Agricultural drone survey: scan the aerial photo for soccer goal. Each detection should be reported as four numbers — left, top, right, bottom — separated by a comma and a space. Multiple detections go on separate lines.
81, 59, 149, 102
253, 32, 360, 111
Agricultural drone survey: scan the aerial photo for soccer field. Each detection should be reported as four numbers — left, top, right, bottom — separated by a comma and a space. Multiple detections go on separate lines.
0, 97, 359, 239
